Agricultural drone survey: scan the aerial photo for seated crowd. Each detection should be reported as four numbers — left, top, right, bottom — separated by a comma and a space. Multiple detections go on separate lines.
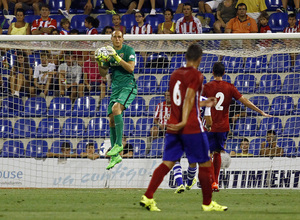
1, 1, 300, 35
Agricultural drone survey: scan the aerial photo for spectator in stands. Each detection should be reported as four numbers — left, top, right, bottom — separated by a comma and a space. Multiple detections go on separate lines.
33, 51, 56, 98
283, 13, 299, 66
59, 0, 93, 20
230, 138, 253, 156
213, 0, 237, 33
80, 143, 100, 160
85, 16, 99, 35
277, 0, 300, 14
51, 29, 59, 35
0, 0, 9, 15
83, 51, 107, 102
14, 0, 41, 15
176, 3, 202, 34
60, 18, 71, 35
258, 11, 271, 33
104, 0, 137, 15
10, 50, 34, 97
106, 137, 134, 158
131, 11, 152, 34
150, 91, 171, 140
236, 0, 267, 22
31, 4, 57, 35
101, 26, 114, 35
158, 8, 176, 34
58, 51, 83, 102
7, 8, 30, 35
225, 3, 258, 33
112, 14, 126, 35
47, 142, 77, 158
260, 130, 283, 157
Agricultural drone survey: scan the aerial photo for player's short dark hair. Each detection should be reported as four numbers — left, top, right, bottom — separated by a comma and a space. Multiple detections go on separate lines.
237, 3, 247, 10
112, 14, 121, 19
61, 142, 71, 149
86, 143, 94, 149
85, 16, 100, 28
70, 29, 79, 34
135, 10, 145, 18
16, 8, 25, 15
267, 130, 276, 135
40, 3, 50, 10
185, 43, 203, 61
183, 2, 192, 10
241, 138, 249, 143
288, 13, 296, 19
164, 8, 173, 17
101, 26, 114, 35
212, 62, 225, 77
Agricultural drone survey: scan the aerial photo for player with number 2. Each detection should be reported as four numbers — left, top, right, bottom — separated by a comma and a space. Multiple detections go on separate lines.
140, 44, 228, 212
202, 62, 272, 192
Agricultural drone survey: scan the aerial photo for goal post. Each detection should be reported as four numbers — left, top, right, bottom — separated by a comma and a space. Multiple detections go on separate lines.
0, 33, 299, 189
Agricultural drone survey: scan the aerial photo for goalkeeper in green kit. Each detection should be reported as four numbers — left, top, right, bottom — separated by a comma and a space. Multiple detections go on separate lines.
95, 30, 137, 170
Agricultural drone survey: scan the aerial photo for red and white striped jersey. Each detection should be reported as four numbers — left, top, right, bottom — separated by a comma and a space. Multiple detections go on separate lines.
31, 17, 57, 35
86, 27, 98, 35
154, 101, 171, 125
130, 23, 153, 34
175, 16, 202, 34
60, 29, 70, 35
284, 25, 299, 33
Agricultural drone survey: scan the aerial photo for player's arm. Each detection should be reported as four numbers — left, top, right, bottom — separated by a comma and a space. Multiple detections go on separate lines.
106, 46, 135, 73
204, 116, 212, 131
168, 88, 196, 131
238, 96, 272, 117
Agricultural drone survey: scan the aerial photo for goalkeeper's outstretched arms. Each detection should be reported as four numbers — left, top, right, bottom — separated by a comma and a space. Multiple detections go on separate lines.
106, 46, 135, 73
238, 96, 272, 117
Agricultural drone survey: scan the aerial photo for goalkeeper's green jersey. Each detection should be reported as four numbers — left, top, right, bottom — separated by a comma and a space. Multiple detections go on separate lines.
103, 44, 136, 91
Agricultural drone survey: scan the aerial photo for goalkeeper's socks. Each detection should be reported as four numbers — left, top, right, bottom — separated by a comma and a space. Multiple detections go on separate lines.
145, 163, 170, 199
114, 114, 123, 146
186, 166, 197, 186
213, 153, 221, 184
198, 166, 213, 206
173, 162, 183, 186
109, 127, 116, 148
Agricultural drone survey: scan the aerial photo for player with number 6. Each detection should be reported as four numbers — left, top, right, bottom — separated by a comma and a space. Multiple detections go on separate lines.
95, 30, 137, 170
202, 62, 272, 192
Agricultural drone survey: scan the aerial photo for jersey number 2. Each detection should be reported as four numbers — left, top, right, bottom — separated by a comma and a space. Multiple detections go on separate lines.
215, 92, 224, 111
173, 80, 182, 106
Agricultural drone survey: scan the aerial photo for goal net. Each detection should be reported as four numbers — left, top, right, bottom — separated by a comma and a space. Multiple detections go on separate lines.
0, 34, 299, 189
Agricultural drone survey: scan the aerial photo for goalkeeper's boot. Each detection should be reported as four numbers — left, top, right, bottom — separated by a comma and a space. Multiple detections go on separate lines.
140, 195, 161, 211
174, 184, 185, 194
107, 144, 123, 156
106, 154, 122, 170
186, 178, 197, 190
202, 201, 228, 212
212, 182, 219, 192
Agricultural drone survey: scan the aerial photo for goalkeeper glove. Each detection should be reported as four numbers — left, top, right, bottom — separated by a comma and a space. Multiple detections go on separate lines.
95, 47, 109, 65
106, 46, 122, 63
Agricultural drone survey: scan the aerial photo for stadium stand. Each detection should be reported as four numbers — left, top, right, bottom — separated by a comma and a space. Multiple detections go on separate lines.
26, 140, 48, 158
1, 140, 24, 158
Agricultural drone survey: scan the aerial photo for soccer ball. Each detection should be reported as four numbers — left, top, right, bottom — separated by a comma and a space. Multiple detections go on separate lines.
95, 47, 110, 62
220, 152, 231, 169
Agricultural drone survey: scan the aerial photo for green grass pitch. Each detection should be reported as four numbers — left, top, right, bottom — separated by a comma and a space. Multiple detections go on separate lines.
1, 189, 299, 220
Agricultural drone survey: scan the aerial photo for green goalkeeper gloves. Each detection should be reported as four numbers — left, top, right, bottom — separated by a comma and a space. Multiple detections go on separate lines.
106, 46, 122, 63
95, 47, 109, 65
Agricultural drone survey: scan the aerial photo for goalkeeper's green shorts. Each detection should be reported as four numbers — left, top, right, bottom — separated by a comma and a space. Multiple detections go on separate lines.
107, 87, 137, 116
